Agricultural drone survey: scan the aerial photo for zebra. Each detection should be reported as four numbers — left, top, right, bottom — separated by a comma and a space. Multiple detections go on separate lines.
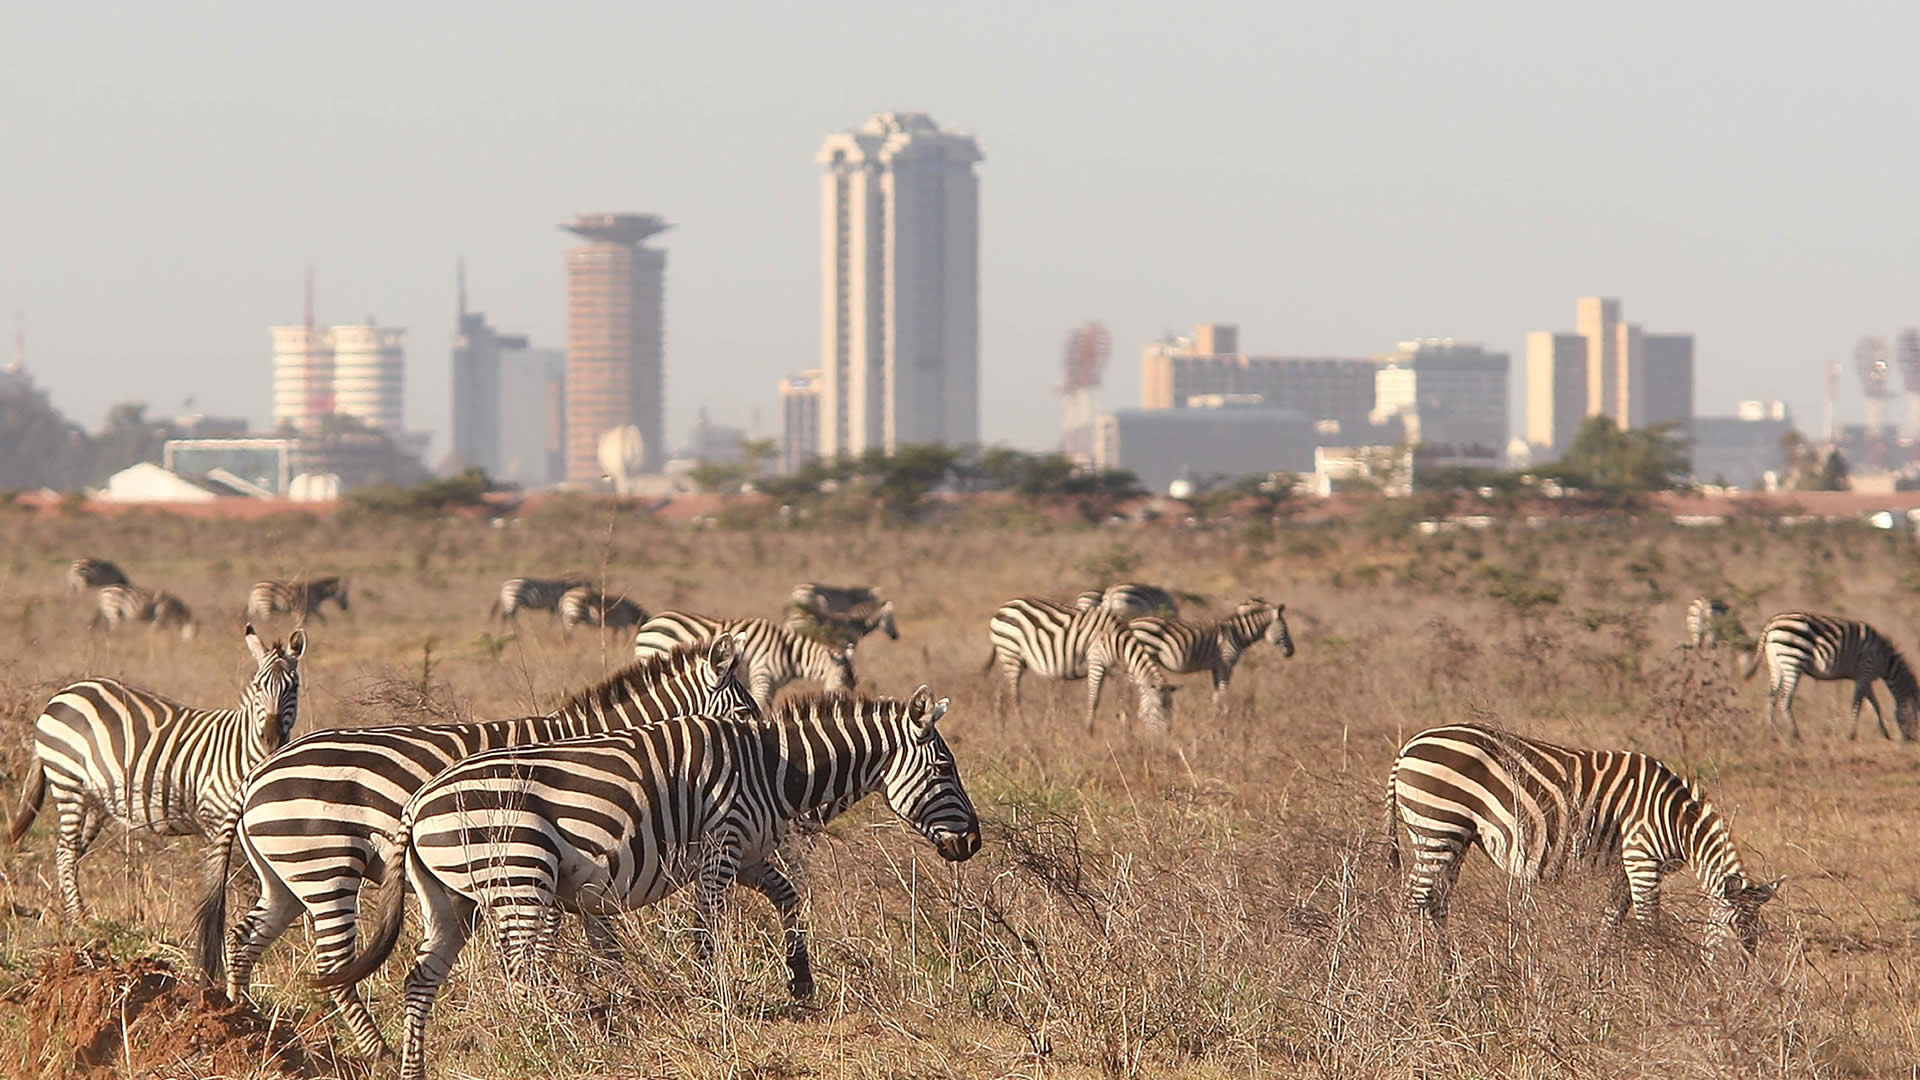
633, 610, 855, 709
9, 624, 304, 920
66, 557, 129, 592
558, 586, 646, 634
314, 687, 980, 1080
788, 582, 885, 616
784, 598, 898, 648
198, 634, 755, 1060
1741, 610, 1920, 741
986, 595, 1178, 732
1687, 596, 1731, 648
1075, 582, 1180, 620
1386, 722, 1780, 960
489, 575, 589, 622
91, 584, 197, 639
246, 576, 349, 621
1127, 597, 1293, 706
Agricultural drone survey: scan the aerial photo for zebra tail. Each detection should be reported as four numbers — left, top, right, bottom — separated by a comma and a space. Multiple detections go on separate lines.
311, 826, 411, 991
1740, 637, 1765, 680
193, 817, 239, 984
1382, 765, 1401, 872
487, 597, 502, 621
6, 765, 46, 846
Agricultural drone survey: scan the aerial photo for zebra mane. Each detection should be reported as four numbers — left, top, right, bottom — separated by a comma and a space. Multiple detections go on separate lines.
769, 690, 916, 729
552, 639, 719, 715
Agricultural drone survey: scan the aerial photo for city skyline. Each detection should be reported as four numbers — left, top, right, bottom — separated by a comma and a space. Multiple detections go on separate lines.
5, 6, 1917, 459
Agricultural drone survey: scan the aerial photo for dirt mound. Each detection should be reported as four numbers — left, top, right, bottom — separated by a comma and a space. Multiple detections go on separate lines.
2, 947, 356, 1080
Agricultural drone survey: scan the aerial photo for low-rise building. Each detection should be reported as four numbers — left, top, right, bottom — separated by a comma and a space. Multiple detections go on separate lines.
1095, 397, 1319, 495
1689, 401, 1794, 490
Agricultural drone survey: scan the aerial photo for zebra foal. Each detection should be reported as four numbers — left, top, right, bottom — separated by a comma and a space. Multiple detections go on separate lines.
317, 688, 980, 1080
200, 635, 755, 1059
92, 584, 196, 639
1743, 610, 1919, 741
558, 585, 646, 633
1686, 596, 1730, 648
987, 595, 1177, 732
9, 625, 304, 919
489, 575, 588, 621
634, 610, 854, 708
247, 576, 349, 621
1128, 597, 1292, 705
1386, 723, 1779, 960
67, 557, 129, 592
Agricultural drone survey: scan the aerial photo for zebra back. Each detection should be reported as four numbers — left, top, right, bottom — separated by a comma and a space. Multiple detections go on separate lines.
95, 584, 196, 639
635, 611, 855, 705
1099, 582, 1180, 619
492, 575, 589, 619
559, 586, 647, 631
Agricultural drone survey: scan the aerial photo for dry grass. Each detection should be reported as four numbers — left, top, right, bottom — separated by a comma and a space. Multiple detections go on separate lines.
1, 503, 1918, 1077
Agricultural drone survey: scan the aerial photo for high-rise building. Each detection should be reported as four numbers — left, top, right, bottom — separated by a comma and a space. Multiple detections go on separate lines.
1524, 332, 1587, 459
450, 266, 521, 476
1371, 339, 1510, 454
330, 322, 405, 433
562, 213, 668, 486
270, 325, 333, 433
1642, 333, 1695, 429
498, 344, 565, 488
1140, 324, 1377, 435
818, 112, 982, 457
779, 370, 822, 474
1528, 298, 1695, 457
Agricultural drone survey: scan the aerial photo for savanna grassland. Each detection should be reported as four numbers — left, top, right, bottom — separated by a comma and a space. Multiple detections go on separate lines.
1, 499, 1918, 1079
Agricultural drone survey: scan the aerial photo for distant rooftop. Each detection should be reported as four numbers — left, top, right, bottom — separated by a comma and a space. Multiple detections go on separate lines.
562, 213, 671, 245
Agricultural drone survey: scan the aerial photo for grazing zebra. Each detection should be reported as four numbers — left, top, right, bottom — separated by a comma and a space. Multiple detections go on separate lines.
246, 576, 349, 621
1386, 722, 1780, 959
788, 582, 884, 616
987, 595, 1178, 732
1076, 582, 1180, 620
91, 584, 196, 639
9, 625, 304, 919
558, 586, 646, 634
489, 575, 589, 622
633, 610, 855, 709
1741, 610, 1920, 741
1127, 597, 1293, 705
1687, 597, 1731, 648
784, 598, 898, 648
315, 688, 980, 1080
66, 557, 129, 592
199, 635, 754, 1059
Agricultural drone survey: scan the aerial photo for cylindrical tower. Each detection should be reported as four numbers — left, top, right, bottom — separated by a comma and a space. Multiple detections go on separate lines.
271, 325, 332, 432
330, 323, 406, 433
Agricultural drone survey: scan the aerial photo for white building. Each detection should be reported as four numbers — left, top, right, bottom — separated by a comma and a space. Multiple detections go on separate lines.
818, 112, 982, 456
330, 322, 405, 433
1371, 339, 1509, 457
779, 371, 822, 473
271, 326, 333, 432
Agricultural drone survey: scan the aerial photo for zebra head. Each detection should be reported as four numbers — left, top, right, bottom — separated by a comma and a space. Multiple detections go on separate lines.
823, 640, 857, 694
332, 578, 350, 612
1712, 872, 1782, 957
1236, 597, 1293, 656
242, 623, 306, 746
878, 687, 980, 863
702, 633, 761, 721
871, 600, 900, 641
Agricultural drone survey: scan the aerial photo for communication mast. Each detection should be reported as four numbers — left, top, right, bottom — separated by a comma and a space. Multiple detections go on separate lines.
1897, 329, 1920, 440
1855, 336, 1892, 467
1058, 321, 1110, 465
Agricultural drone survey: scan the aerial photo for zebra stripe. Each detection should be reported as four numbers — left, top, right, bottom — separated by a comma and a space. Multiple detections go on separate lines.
314, 688, 980, 1080
1077, 582, 1180, 619
92, 584, 197, 639
1386, 722, 1779, 958
201, 634, 754, 1059
490, 575, 589, 621
67, 557, 129, 592
558, 586, 646, 633
1687, 596, 1730, 648
1127, 597, 1292, 704
1742, 610, 1920, 741
9, 625, 304, 919
634, 610, 855, 708
247, 576, 350, 621
987, 595, 1177, 732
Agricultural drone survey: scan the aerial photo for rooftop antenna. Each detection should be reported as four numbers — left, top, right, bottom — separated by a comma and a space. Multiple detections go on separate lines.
303, 264, 332, 430
1856, 335, 1893, 467
9, 311, 22, 373
457, 257, 468, 321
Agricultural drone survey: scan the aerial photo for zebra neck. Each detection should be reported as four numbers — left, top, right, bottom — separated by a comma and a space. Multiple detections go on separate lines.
1222, 611, 1268, 648
1680, 799, 1746, 895
758, 713, 898, 819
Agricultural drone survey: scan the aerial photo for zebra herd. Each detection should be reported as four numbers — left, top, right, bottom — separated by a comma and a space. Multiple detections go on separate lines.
14, 561, 1920, 1078
67, 557, 352, 639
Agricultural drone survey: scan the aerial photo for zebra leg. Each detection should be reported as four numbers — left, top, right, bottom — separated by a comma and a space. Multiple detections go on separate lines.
51, 796, 93, 921
1769, 669, 1803, 741
1401, 828, 1466, 948
1856, 682, 1890, 740
1620, 847, 1665, 964
691, 835, 746, 981
736, 860, 813, 998
293, 858, 396, 1059
398, 878, 478, 1080
1592, 872, 1632, 967
1085, 662, 1108, 732
1211, 663, 1232, 709
580, 911, 623, 963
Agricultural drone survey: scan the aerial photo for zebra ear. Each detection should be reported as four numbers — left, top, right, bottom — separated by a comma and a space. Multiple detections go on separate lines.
245, 623, 268, 662
706, 633, 744, 685
907, 684, 934, 720
287, 627, 308, 660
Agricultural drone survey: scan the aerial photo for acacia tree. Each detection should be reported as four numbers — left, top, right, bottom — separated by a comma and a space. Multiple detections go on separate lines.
1551, 417, 1691, 494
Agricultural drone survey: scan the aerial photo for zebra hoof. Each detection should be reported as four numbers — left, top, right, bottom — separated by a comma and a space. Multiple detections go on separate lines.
788, 976, 815, 999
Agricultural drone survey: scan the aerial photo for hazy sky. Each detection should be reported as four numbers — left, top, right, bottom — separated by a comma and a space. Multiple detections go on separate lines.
5, 3, 1917, 458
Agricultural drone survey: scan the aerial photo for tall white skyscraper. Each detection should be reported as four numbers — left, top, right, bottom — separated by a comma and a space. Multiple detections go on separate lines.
329, 322, 406, 434
817, 112, 982, 457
